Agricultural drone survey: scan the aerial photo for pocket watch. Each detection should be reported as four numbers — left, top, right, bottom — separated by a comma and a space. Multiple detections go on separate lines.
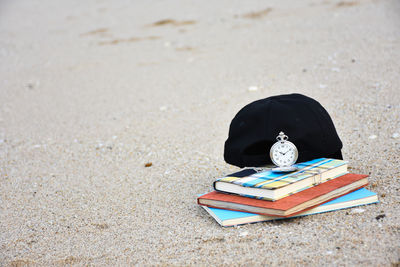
270, 131, 298, 172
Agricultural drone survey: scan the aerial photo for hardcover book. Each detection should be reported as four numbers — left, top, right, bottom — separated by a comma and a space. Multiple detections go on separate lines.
214, 158, 348, 201
199, 173, 369, 217
201, 188, 378, 227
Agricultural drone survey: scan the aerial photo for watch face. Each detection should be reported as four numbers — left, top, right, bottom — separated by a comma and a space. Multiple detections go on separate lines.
270, 141, 298, 167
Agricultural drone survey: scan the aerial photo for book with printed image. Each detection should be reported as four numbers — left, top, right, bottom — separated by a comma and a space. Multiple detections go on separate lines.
213, 158, 347, 201
200, 188, 379, 227
199, 173, 369, 217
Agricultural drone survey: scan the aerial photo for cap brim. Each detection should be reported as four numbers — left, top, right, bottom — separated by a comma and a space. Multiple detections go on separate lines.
327, 150, 343, 160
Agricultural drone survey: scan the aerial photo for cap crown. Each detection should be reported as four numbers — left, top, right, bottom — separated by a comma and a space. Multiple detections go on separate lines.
224, 93, 343, 167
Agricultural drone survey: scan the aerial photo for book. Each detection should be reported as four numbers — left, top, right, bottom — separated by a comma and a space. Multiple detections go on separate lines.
199, 173, 369, 217
214, 158, 348, 201
201, 188, 379, 227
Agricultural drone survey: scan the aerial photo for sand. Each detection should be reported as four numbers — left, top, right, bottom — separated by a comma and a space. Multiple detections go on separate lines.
1, 0, 399, 265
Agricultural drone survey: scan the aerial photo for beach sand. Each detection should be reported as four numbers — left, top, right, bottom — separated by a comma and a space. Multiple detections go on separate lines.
1, 0, 399, 265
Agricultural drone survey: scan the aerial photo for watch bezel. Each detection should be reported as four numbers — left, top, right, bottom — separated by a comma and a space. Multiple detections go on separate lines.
269, 140, 298, 167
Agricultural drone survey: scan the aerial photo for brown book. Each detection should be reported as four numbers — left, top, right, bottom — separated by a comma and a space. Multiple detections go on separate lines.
198, 173, 368, 217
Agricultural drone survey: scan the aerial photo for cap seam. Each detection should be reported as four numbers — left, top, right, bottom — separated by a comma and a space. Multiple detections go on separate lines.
303, 99, 329, 151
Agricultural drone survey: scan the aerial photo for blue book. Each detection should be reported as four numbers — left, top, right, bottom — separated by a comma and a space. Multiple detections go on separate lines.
200, 188, 378, 227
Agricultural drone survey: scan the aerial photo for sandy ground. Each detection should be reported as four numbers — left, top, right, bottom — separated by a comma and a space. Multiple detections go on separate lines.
1, 0, 399, 266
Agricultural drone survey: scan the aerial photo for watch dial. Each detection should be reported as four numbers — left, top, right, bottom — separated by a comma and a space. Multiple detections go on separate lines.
270, 142, 298, 167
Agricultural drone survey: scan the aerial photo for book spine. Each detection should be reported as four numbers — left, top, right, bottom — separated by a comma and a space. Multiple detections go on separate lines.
212, 181, 217, 192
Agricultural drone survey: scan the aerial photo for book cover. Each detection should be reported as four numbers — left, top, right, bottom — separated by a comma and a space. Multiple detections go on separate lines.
201, 188, 379, 227
199, 173, 369, 217
214, 158, 348, 201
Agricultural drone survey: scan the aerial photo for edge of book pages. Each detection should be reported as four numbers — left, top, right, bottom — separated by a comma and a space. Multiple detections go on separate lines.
214, 158, 348, 201
200, 188, 379, 227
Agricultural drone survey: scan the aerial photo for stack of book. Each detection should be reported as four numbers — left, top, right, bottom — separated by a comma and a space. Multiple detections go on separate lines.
197, 158, 378, 227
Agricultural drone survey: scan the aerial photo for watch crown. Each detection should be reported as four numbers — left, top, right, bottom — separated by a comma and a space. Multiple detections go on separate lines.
276, 131, 288, 142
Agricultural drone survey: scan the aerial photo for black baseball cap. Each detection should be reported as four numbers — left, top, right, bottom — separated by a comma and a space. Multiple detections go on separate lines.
224, 93, 343, 168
